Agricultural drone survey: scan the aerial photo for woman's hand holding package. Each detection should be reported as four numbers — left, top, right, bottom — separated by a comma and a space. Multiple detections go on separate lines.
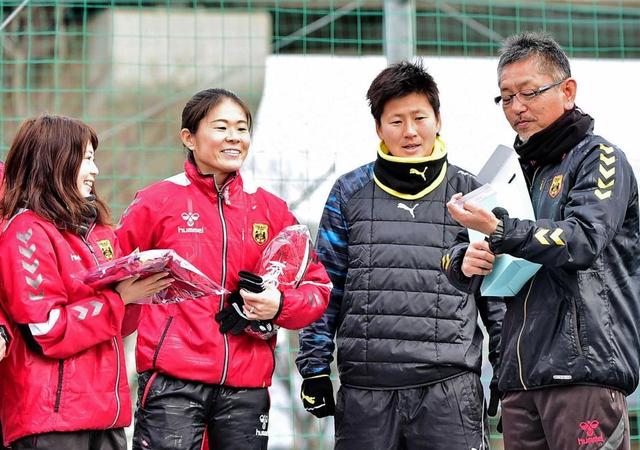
241, 285, 282, 321
115, 272, 174, 305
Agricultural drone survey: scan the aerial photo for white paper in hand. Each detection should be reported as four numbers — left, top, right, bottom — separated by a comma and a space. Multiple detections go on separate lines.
477, 144, 535, 221
474, 145, 540, 296
452, 184, 499, 243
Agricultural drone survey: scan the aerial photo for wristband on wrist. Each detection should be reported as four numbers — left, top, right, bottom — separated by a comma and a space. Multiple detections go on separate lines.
488, 218, 505, 251
272, 293, 284, 321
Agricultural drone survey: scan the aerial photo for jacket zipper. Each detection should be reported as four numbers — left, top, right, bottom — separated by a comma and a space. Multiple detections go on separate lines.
152, 316, 173, 367
107, 333, 122, 428
524, 166, 541, 195
571, 299, 584, 355
515, 164, 545, 390
53, 360, 64, 412
217, 184, 230, 384
516, 275, 536, 390
81, 226, 122, 426
268, 341, 276, 384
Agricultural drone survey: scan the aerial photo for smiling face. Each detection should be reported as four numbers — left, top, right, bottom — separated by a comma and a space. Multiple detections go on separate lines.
375, 92, 441, 158
77, 141, 98, 197
181, 98, 251, 183
499, 56, 576, 141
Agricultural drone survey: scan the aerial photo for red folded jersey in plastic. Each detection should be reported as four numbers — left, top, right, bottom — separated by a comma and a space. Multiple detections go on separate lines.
257, 224, 312, 288
83, 249, 228, 304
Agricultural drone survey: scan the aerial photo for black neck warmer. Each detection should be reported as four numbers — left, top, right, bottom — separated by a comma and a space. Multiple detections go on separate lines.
514, 107, 593, 167
373, 141, 448, 199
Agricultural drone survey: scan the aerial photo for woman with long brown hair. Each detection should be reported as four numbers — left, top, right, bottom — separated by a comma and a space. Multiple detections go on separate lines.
0, 114, 171, 449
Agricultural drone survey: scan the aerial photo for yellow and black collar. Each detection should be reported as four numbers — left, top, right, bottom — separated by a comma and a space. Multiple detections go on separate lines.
373, 137, 448, 200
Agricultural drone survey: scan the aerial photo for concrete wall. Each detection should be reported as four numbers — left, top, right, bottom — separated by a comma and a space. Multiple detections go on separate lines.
88, 8, 270, 98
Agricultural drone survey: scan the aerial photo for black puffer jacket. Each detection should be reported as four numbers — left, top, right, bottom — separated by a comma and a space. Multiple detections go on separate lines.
298, 156, 504, 389
446, 133, 640, 394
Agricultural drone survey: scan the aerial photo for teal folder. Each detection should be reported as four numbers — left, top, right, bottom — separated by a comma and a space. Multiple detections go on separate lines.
481, 255, 541, 297
463, 145, 542, 297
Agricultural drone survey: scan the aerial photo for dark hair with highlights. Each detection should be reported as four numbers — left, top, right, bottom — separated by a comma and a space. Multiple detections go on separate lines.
0, 114, 111, 231
498, 31, 571, 81
366, 60, 440, 125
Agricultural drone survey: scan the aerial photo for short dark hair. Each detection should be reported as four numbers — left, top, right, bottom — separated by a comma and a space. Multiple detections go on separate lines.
366, 60, 440, 125
181, 88, 252, 135
498, 31, 571, 81
1, 114, 111, 230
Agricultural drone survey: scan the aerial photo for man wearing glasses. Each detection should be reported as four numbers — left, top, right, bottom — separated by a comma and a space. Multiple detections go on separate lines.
443, 31, 640, 449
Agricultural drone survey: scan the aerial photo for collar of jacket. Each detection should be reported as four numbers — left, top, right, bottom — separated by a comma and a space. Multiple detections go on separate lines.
373, 136, 448, 200
75, 195, 98, 237
514, 107, 594, 168
184, 159, 244, 204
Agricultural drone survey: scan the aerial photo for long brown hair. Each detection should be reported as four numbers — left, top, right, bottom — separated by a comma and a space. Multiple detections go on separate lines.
1, 114, 111, 231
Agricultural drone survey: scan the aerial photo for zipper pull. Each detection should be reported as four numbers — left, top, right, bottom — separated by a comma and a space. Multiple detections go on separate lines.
221, 187, 230, 205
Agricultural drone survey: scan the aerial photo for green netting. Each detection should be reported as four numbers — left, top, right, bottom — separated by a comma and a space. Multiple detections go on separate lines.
1, 1, 639, 449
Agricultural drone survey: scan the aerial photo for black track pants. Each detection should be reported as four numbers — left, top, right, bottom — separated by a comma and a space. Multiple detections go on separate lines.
334, 371, 490, 450
10, 429, 126, 450
132, 371, 269, 450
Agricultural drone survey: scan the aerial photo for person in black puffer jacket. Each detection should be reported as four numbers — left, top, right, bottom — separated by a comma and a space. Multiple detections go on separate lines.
445, 32, 640, 450
296, 60, 505, 450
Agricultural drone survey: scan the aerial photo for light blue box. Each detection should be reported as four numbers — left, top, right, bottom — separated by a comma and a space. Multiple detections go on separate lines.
481, 255, 541, 297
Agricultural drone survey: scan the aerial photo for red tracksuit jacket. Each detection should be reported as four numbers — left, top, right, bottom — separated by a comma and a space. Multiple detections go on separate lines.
0, 211, 131, 445
0, 162, 14, 352
116, 160, 331, 387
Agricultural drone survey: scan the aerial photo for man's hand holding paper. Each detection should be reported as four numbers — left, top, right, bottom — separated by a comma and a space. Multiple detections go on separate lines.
447, 192, 500, 236
446, 146, 542, 297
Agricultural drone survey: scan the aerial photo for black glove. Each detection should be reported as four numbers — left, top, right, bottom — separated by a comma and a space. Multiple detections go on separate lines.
238, 271, 277, 333
300, 374, 335, 418
215, 291, 250, 335
249, 320, 275, 334
488, 382, 503, 433
488, 385, 500, 417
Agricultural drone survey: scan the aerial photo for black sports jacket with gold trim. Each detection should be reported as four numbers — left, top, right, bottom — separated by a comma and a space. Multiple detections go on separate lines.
445, 132, 640, 395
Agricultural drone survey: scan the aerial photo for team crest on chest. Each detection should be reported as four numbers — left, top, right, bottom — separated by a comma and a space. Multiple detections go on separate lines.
253, 223, 269, 245
97, 239, 114, 261
548, 174, 563, 198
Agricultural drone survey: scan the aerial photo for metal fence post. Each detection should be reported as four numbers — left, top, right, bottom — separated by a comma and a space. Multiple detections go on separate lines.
384, 0, 416, 64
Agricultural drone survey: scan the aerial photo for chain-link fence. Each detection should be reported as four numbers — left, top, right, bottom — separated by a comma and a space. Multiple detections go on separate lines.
1, 1, 639, 448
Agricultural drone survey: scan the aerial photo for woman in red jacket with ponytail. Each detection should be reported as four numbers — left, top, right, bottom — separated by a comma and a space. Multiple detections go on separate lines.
117, 88, 332, 450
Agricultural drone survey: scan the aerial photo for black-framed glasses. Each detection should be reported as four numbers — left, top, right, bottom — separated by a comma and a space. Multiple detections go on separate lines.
494, 79, 567, 107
